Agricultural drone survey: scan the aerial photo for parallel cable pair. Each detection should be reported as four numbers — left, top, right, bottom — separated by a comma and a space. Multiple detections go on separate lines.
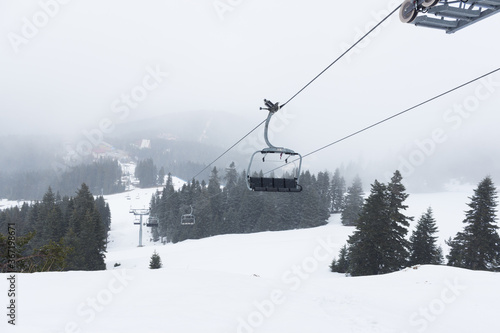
189, 3, 499, 181
190, 4, 402, 180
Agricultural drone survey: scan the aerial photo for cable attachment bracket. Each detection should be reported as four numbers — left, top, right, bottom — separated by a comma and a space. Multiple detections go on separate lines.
260, 99, 281, 113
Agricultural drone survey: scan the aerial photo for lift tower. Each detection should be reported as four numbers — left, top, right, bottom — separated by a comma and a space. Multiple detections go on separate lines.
129, 208, 149, 247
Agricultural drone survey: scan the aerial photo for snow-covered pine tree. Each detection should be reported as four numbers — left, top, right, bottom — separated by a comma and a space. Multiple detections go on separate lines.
341, 176, 364, 226
447, 176, 500, 271
149, 250, 162, 269
330, 168, 346, 214
409, 207, 443, 266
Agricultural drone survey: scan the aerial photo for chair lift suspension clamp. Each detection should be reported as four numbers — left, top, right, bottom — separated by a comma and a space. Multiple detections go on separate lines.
260, 99, 281, 113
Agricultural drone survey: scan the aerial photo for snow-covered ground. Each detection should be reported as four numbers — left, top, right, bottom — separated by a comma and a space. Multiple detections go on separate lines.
1, 183, 499, 333
0, 199, 31, 210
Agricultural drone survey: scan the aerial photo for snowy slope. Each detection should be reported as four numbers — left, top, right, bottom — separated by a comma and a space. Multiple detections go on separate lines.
1, 185, 500, 333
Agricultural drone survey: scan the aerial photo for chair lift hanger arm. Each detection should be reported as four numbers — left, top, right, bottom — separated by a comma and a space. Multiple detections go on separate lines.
246, 100, 303, 192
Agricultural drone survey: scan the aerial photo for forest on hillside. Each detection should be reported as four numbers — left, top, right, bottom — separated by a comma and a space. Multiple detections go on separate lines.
0, 158, 124, 200
149, 163, 333, 243
0, 185, 110, 272
331, 174, 500, 276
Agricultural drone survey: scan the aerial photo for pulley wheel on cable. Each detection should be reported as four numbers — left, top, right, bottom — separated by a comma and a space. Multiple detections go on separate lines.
400, 0, 418, 23
422, 0, 440, 8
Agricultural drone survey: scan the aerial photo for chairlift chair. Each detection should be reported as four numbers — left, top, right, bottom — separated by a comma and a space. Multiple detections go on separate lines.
133, 216, 140, 225
146, 216, 159, 227
246, 100, 303, 192
181, 206, 196, 225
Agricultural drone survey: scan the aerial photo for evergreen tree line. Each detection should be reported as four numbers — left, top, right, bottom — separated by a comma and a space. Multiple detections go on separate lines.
331, 174, 500, 276
125, 138, 239, 183
328, 170, 367, 228
0, 158, 124, 200
134, 158, 166, 188
148, 163, 331, 243
0, 184, 110, 272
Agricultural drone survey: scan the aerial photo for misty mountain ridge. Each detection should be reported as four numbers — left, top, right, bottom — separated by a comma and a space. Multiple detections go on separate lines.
0, 107, 498, 196
110, 110, 255, 147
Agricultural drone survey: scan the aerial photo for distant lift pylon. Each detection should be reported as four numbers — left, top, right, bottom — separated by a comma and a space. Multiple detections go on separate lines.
246, 100, 303, 192
400, 0, 500, 33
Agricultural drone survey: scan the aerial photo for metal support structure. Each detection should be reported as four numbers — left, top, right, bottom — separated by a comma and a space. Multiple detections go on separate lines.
261, 109, 298, 155
400, 0, 500, 33
129, 208, 149, 247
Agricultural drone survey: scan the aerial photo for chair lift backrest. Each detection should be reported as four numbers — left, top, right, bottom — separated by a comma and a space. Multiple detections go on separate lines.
146, 216, 159, 227
181, 214, 195, 225
181, 206, 195, 225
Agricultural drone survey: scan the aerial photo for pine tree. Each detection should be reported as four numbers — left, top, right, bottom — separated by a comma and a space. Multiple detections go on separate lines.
446, 234, 466, 267
135, 158, 158, 188
157, 166, 166, 186
344, 172, 411, 276
65, 184, 107, 271
207, 167, 222, 230
149, 250, 162, 269
223, 162, 238, 188
447, 176, 500, 271
0, 232, 71, 273
165, 173, 175, 196
409, 207, 442, 266
79, 209, 106, 270
316, 171, 332, 221
297, 171, 322, 228
95, 196, 111, 233
32, 187, 58, 248
45, 205, 65, 242
347, 180, 389, 276
221, 163, 239, 234
341, 176, 364, 226
385, 170, 412, 270
330, 244, 349, 273
330, 168, 346, 213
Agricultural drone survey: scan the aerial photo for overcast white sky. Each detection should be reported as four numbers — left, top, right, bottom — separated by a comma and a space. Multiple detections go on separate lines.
1, 0, 499, 183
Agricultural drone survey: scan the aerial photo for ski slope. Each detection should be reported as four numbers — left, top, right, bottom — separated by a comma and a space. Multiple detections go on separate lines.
1, 183, 500, 333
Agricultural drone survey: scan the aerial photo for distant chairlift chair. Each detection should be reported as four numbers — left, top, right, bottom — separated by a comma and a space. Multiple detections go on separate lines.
181, 206, 196, 225
146, 216, 159, 227
246, 99, 303, 192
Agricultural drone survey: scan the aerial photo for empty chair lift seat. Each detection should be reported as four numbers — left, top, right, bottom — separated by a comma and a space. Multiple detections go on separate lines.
248, 176, 302, 192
